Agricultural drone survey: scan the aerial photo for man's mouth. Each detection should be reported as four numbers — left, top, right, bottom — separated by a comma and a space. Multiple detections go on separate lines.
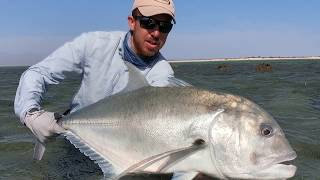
146, 40, 159, 49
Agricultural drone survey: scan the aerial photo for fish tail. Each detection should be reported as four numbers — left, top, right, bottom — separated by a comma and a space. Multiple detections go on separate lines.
33, 140, 46, 160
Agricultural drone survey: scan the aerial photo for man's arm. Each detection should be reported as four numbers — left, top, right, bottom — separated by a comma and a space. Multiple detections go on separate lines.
14, 32, 92, 160
14, 33, 89, 123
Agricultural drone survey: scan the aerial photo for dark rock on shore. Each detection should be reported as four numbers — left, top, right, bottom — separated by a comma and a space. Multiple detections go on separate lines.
256, 63, 272, 72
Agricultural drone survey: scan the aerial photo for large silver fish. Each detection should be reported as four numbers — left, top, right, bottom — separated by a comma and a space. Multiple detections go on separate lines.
34, 63, 297, 179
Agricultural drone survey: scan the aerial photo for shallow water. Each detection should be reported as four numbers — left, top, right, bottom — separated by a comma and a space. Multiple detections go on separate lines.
0, 60, 319, 179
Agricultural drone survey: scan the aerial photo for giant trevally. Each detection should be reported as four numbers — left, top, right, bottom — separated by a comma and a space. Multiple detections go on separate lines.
32, 63, 297, 179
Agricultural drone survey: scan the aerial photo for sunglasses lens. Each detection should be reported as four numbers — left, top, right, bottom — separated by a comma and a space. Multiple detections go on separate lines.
159, 22, 173, 33
139, 17, 157, 29
135, 16, 173, 33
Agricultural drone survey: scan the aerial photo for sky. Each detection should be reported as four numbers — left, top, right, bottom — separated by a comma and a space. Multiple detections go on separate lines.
0, 0, 320, 66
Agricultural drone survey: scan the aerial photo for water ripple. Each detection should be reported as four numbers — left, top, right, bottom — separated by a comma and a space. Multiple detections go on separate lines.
0, 134, 33, 143
311, 98, 320, 111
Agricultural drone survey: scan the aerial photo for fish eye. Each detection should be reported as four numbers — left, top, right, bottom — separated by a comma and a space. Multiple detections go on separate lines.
260, 124, 273, 137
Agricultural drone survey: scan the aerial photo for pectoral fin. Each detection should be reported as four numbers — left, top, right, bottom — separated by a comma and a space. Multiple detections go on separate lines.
115, 139, 206, 179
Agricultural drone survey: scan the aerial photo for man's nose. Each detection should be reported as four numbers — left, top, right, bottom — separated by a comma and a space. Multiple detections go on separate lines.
150, 26, 161, 37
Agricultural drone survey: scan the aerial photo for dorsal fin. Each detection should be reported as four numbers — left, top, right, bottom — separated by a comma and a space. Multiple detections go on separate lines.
122, 61, 192, 93
121, 61, 150, 93
167, 77, 192, 87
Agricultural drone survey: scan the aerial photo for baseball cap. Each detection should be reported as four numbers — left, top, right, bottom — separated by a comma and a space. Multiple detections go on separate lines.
132, 0, 176, 23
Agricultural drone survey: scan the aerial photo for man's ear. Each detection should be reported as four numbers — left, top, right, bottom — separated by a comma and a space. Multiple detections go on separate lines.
128, 16, 135, 31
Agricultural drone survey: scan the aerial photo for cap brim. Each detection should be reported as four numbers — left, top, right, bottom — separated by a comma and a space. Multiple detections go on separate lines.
138, 6, 176, 23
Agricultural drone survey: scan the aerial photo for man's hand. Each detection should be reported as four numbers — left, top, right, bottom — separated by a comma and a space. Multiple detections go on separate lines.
24, 110, 65, 144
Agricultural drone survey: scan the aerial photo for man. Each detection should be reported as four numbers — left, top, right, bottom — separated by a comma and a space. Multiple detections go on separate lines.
15, 0, 175, 146
14, 0, 197, 179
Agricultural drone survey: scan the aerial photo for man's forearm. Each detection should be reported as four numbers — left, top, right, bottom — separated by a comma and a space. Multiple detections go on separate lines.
14, 69, 47, 123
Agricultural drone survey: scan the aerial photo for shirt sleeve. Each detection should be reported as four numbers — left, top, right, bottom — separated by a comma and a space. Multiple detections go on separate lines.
14, 33, 90, 123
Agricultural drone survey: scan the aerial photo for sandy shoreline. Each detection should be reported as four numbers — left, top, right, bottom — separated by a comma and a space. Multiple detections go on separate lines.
1, 56, 320, 67
168, 56, 320, 63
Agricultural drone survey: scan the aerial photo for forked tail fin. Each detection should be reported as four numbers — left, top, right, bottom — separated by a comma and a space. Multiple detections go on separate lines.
32, 114, 65, 160
33, 140, 46, 160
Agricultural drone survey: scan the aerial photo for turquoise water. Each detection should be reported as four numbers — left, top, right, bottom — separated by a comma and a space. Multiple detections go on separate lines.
0, 60, 319, 179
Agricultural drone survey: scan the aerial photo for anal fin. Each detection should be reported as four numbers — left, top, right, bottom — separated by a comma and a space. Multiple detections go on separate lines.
63, 131, 118, 178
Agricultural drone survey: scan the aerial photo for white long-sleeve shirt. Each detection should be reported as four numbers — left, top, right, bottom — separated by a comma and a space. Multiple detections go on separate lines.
14, 31, 174, 123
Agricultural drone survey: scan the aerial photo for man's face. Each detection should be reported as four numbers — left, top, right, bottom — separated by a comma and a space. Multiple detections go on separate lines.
128, 13, 172, 58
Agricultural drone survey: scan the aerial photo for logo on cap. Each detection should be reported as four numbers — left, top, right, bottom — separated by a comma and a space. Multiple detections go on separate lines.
155, 0, 170, 5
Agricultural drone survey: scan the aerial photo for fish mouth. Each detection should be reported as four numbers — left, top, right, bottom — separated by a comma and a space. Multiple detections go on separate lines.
272, 151, 297, 166
255, 152, 297, 179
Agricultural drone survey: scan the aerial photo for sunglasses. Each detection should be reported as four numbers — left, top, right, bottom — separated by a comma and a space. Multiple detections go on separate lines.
134, 16, 173, 34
